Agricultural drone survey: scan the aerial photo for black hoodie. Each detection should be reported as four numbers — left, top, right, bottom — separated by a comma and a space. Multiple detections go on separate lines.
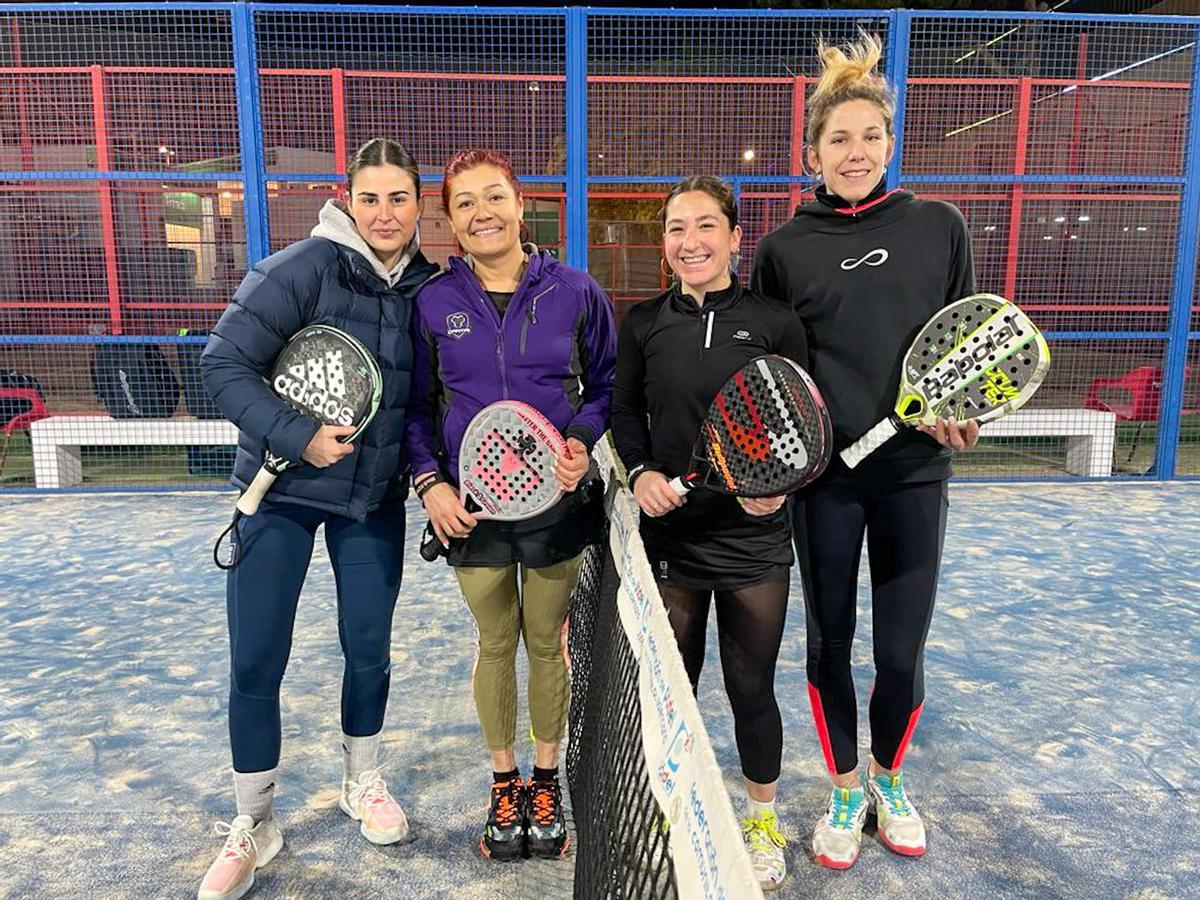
752, 182, 975, 484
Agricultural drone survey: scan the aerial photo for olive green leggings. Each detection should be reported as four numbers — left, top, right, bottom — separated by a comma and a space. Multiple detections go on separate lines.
455, 555, 581, 751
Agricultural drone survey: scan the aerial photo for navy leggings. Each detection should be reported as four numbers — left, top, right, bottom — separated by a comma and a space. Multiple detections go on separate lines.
792, 480, 947, 775
226, 498, 406, 773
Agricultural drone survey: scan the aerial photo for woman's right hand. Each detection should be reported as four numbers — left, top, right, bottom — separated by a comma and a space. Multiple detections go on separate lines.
302, 424, 357, 467
422, 482, 478, 547
633, 471, 686, 518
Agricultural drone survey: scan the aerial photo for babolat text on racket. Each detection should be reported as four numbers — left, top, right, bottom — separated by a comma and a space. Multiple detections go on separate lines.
214, 324, 383, 569
419, 400, 568, 561
668, 355, 832, 498
840, 293, 1050, 469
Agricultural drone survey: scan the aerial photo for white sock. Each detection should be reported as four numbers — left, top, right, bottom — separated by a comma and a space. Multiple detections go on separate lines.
233, 768, 277, 825
747, 797, 776, 819
342, 732, 381, 783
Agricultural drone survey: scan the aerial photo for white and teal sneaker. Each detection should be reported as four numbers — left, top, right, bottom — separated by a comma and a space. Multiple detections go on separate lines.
865, 768, 926, 856
811, 786, 868, 870
742, 810, 787, 890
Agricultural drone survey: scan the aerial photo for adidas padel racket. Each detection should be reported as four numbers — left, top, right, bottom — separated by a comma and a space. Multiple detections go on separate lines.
668, 355, 832, 498
840, 293, 1050, 469
214, 324, 382, 568
420, 400, 568, 561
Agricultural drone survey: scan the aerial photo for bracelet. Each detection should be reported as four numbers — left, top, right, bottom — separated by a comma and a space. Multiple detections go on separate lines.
414, 472, 443, 498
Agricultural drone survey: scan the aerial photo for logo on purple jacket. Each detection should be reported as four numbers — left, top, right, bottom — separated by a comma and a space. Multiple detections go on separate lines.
446, 312, 471, 339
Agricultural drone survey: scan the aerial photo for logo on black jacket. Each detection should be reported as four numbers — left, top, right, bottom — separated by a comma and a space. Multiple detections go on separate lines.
446, 312, 471, 338
733, 330, 751, 341
840, 248, 889, 271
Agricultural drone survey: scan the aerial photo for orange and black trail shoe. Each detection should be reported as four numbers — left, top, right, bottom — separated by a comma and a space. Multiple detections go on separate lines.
481, 776, 527, 861
527, 778, 569, 858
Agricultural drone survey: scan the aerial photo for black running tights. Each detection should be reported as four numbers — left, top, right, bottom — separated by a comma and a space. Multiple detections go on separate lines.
657, 578, 789, 785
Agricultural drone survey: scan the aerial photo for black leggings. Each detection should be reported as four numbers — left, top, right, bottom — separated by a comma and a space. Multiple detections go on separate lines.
658, 578, 789, 785
793, 480, 948, 775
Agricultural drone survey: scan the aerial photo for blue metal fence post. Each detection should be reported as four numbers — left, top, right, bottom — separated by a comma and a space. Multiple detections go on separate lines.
885, 10, 910, 192
1153, 26, 1200, 480
565, 7, 588, 271
231, 2, 269, 265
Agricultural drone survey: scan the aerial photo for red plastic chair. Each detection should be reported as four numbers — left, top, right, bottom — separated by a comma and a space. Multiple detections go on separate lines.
1084, 365, 1190, 465
0, 387, 49, 478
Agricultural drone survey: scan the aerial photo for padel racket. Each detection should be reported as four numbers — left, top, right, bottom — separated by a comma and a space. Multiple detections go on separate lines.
668, 355, 831, 498
419, 400, 568, 561
840, 293, 1050, 469
213, 324, 382, 569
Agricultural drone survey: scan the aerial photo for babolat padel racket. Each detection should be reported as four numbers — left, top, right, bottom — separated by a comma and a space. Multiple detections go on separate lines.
840, 293, 1050, 469
419, 400, 568, 561
668, 355, 832, 498
214, 324, 383, 569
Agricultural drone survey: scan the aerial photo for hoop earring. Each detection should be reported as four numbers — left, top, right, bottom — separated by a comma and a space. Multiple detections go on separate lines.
660, 257, 674, 280
729, 251, 741, 274
800, 145, 821, 181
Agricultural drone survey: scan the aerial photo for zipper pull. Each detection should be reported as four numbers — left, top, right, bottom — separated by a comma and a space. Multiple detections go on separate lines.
704, 310, 714, 349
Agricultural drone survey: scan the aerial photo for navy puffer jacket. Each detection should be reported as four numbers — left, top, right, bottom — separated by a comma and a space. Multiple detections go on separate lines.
202, 221, 440, 520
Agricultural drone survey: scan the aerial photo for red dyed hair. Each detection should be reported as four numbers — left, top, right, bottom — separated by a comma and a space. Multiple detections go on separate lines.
440, 149, 522, 213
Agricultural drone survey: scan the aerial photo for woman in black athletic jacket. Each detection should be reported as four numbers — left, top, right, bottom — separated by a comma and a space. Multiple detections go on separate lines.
612, 174, 807, 891
752, 32, 979, 871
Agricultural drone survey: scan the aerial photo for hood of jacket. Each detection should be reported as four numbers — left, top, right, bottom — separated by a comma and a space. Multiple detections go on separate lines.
310, 199, 420, 287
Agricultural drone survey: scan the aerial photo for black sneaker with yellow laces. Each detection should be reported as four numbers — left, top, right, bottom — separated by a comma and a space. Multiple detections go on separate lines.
481, 776, 526, 861
527, 778, 568, 858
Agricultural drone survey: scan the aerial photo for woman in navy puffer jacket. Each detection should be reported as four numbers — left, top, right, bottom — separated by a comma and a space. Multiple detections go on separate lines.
197, 139, 437, 900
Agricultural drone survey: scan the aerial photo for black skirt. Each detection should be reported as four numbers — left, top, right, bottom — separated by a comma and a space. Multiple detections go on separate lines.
445, 465, 607, 569
639, 490, 793, 591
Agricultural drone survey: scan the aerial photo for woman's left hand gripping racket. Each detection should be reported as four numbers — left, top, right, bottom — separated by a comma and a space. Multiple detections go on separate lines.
840, 293, 1050, 469
213, 324, 382, 569
419, 400, 568, 561
669, 355, 832, 498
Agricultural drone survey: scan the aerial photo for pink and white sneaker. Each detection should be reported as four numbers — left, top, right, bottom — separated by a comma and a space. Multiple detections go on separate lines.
339, 767, 409, 845
197, 814, 283, 900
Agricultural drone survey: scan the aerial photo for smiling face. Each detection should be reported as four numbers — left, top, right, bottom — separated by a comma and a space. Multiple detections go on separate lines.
662, 190, 742, 300
346, 164, 420, 269
808, 98, 895, 204
445, 163, 525, 263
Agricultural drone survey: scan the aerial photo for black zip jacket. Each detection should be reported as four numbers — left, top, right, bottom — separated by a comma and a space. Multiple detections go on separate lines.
752, 182, 976, 484
611, 280, 808, 588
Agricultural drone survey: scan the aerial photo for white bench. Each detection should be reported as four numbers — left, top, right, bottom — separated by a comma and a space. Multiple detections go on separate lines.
978, 408, 1116, 477
29, 416, 239, 488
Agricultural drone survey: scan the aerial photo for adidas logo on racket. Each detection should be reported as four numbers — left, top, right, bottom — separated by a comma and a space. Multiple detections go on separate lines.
273, 350, 356, 426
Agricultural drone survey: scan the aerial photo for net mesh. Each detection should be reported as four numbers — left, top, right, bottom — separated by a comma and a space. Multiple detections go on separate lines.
566, 441, 762, 899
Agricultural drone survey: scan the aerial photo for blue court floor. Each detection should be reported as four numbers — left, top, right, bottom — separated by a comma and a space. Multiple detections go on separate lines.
0, 482, 1196, 899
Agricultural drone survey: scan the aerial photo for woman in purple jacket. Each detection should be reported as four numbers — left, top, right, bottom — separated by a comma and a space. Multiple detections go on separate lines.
406, 149, 615, 861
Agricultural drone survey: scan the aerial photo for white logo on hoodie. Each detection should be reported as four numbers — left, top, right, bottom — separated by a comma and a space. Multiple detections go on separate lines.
840, 248, 889, 271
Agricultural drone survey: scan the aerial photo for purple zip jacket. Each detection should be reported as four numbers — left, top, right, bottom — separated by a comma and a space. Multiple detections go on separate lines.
406, 249, 616, 483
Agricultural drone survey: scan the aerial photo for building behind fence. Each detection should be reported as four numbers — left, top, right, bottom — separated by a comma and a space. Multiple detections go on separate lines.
1, 3, 1198, 488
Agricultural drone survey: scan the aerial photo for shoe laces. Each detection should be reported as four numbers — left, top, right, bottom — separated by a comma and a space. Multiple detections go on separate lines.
347, 766, 392, 809
872, 772, 912, 817
213, 819, 258, 861
742, 811, 786, 853
490, 778, 524, 829
824, 788, 865, 830
529, 779, 561, 828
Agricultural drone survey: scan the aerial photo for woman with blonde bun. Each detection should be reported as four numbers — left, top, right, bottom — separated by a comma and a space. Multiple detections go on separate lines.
753, 33, 979, 871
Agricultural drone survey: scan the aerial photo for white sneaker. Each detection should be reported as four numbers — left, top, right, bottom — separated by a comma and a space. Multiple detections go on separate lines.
742, 810, 787, 890
811, 786, 867, 870
865, 769, 926, 856
340, 767, 409, 845
197, 815, 283, 900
